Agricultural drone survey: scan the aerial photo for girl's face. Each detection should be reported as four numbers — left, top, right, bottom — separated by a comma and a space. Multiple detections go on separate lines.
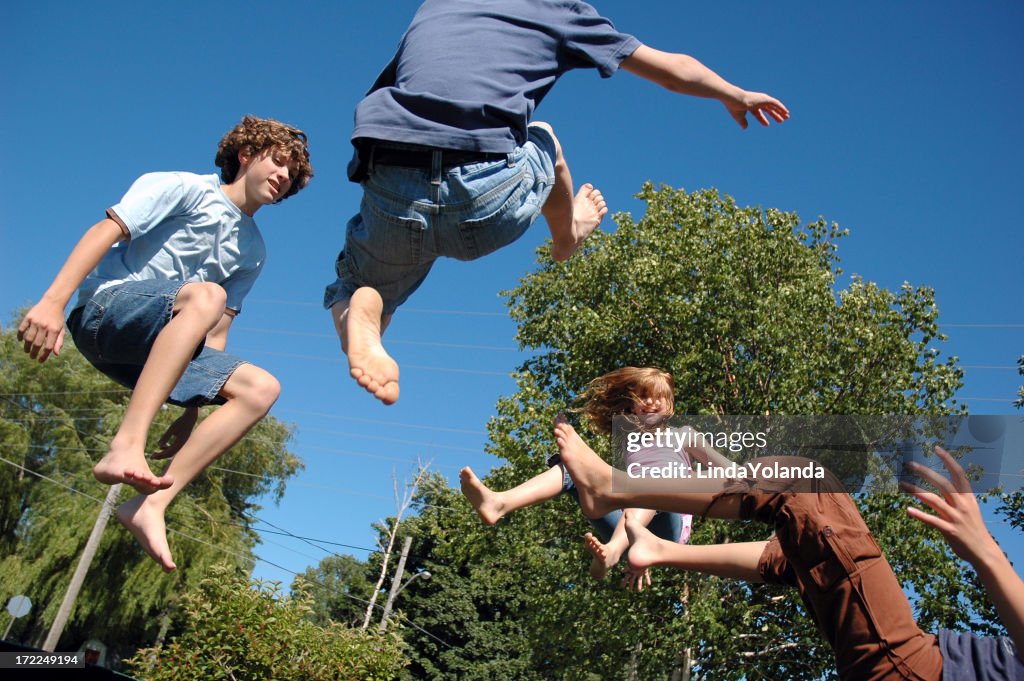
631, 391, 673, 418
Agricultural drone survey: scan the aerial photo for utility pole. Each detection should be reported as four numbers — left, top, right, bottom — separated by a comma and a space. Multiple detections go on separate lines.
43, 484, 122, 651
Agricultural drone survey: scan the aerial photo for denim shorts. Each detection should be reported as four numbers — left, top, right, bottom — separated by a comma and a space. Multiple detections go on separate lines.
66, 280, 247, 407
547, 454, 687, 545
323, 124, 557, 315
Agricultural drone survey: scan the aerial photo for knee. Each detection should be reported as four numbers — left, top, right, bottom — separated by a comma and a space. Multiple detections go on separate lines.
177, 283, 227, 322
232, 365, 280, 414
248, 369, 281, 413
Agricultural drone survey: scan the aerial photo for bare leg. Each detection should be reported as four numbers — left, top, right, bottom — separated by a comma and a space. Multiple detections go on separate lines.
625, 514, 766, 582
117, 363, 280, 570
584, 507, 657, 579
531, 122, 608, 262
333, 288, 399, 405
460, 465, 564, 525
95, 283, 227, 495
553, 418, 743, 520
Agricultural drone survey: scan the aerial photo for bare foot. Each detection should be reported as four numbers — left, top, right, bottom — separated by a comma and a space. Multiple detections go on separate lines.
624, 513, 665, 573
94, 442, 174, 495
346, 287, 400, 405
117, 495, 176, 571
550, 183, 608, 261
584, 532, 623, 580
553, 417, 617, 519
460, 467, 506, 525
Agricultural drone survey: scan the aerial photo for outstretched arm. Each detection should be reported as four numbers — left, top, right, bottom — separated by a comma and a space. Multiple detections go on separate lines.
18, 218, 127, 361
621, 45, 789, 129
902, 446, 1024, 656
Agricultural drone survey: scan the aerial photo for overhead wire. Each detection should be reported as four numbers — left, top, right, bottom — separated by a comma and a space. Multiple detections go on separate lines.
0, 451, 451, 647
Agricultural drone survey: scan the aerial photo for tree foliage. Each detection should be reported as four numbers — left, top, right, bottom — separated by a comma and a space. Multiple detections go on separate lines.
0, 319, 301, 664
372, 185, 1001, 679
126, 565, 405, 680
295, 554, 375, 629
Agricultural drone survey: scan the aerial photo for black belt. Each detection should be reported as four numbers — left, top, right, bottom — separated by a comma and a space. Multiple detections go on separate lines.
371, 145, 507, 170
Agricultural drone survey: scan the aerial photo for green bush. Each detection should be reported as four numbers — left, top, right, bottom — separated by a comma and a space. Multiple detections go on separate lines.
127, 565, 405, 680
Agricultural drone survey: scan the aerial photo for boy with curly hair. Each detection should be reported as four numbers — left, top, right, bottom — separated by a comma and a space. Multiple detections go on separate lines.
19, 115, 313, 570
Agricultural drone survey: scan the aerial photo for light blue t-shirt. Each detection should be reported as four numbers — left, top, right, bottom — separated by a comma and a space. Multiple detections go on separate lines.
75, 172, 266, 313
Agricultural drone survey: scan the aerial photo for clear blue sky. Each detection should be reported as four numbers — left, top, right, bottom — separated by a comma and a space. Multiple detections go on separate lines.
2, 1, 1021, 595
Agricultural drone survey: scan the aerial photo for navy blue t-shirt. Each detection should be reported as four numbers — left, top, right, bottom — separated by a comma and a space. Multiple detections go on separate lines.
348, 0, 640, 179
939, 630, 1024, 681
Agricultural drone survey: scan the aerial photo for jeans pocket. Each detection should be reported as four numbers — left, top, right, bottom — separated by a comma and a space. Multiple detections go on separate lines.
358, 199, 426, 267
456, 182, 529, 260
69, 297, 107, 361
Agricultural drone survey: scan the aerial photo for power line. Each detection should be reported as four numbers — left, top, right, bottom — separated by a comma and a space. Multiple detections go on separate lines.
0, 453, 451, 647
0, 440, 463, 554
2, 440, 464, 495
1, 407, 483, 462
234, 325, 519, 352
163, 523, 450, 646
248, 298, 506, 317
944, 324, 1024, 329
0, 389, 129, 398
298, 427, 481, 454
249, 299, 1024, 328
234, 348, 511, 377
271, 407, 488, 436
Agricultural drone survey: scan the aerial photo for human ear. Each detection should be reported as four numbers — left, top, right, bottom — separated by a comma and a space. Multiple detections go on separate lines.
237, 147, 254, 169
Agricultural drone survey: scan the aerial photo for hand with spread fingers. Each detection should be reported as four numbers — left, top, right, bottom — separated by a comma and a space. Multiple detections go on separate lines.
902, 446, 1024, 657
901, 446, 1001, 564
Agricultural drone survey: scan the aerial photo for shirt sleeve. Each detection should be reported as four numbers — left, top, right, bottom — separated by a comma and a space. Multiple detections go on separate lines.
220, 261, 264, 314
560, 2, 642, 78
107, 172, 194, 240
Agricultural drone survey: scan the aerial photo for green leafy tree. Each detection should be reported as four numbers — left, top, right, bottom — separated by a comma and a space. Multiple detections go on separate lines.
386, 185, 994, 679
127, 564, 405, 680
295, 554, 376, 628
0, 319, 301, 664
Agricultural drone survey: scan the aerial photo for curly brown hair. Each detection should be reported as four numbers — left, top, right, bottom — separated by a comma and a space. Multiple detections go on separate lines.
574, 367, 675, 435
215, 115, 313, 201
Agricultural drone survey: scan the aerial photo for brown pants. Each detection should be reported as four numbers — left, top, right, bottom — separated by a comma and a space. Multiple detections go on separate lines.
720, 458, 943, 681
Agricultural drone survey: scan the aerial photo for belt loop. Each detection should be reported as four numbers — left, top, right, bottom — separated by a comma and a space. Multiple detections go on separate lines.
506, 152, 516, 168
368, 145, 376, 175
430, 149, 442, 186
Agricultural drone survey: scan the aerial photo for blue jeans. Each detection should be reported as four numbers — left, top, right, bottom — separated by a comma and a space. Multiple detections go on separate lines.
548, 455, 684, 544
67, 280, 247, 407
323, 125, 557, 315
